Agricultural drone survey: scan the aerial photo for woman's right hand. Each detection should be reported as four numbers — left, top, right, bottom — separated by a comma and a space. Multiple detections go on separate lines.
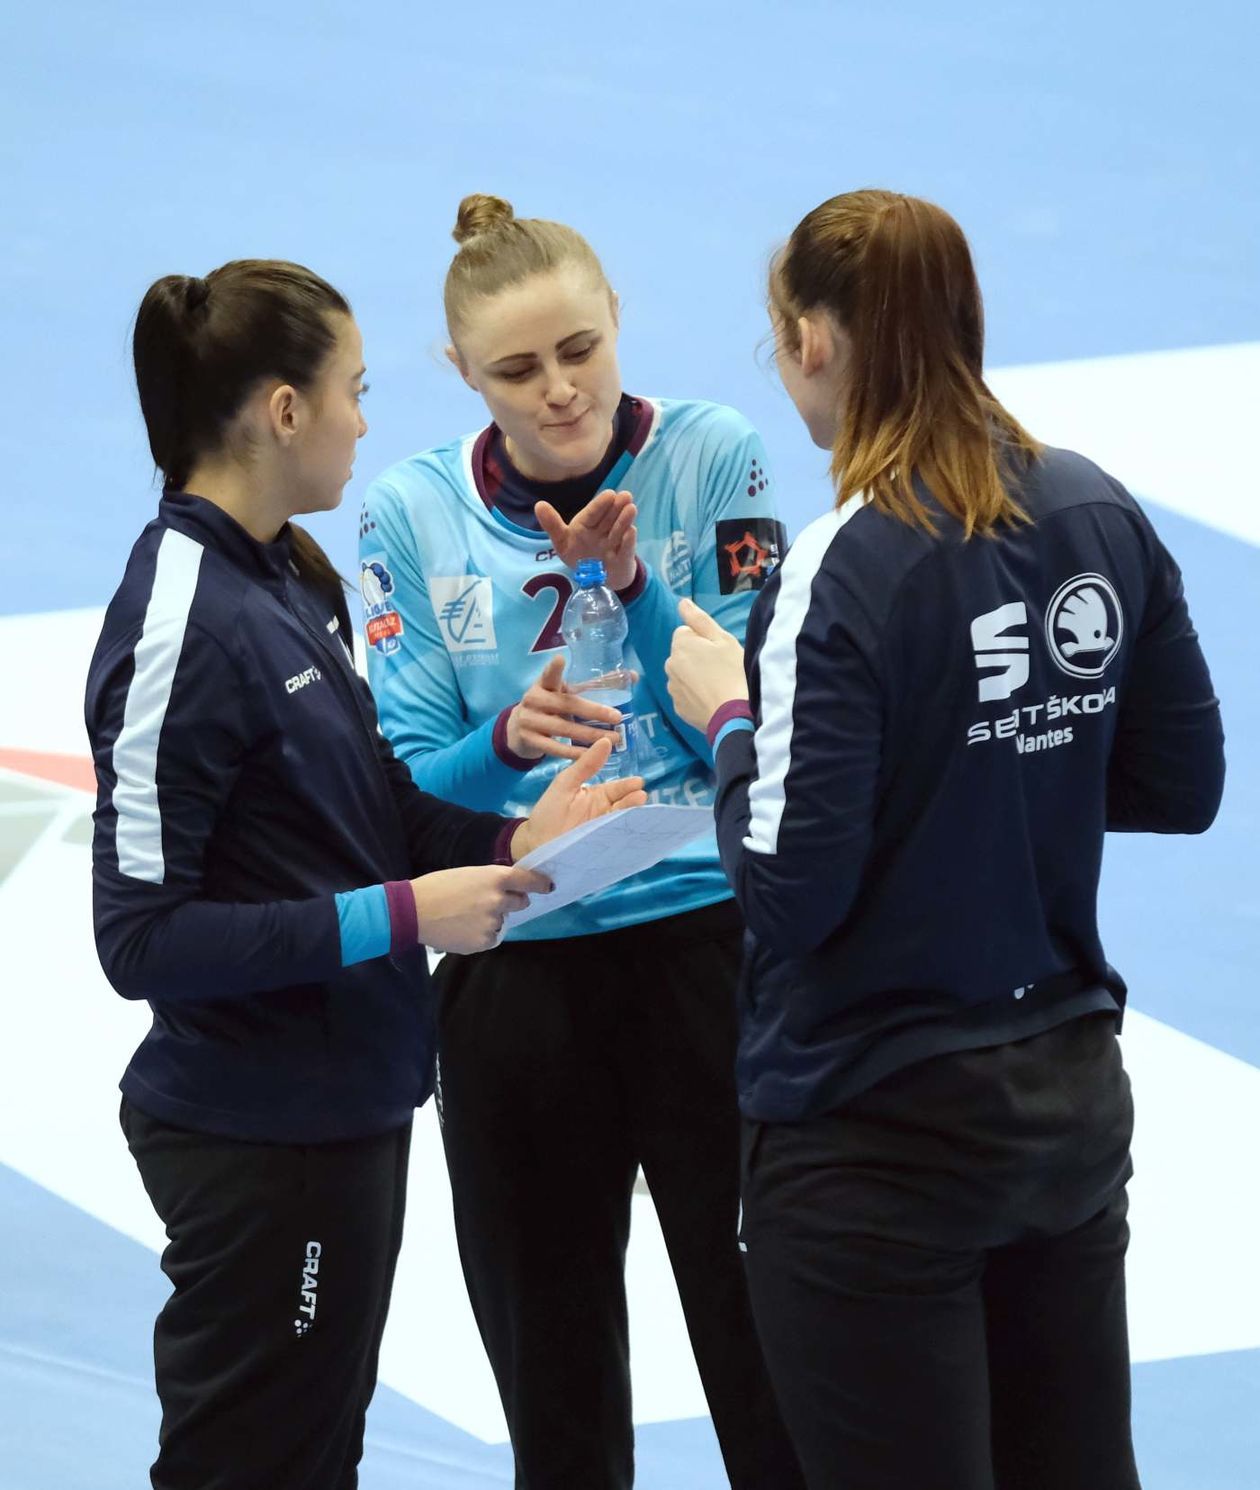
535, 488, 638, 592
410, 865, 552, 953
506, 656, 627, 762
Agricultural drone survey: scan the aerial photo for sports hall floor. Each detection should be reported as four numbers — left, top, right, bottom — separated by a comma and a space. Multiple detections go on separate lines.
1, 2, 1257, 1485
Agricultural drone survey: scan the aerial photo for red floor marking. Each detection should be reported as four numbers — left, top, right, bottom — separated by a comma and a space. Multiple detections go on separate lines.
0, 749, 96, 793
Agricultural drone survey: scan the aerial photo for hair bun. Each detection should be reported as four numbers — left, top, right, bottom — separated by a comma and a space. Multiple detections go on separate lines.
184, 275, 211, 312
453, 193, 515, 244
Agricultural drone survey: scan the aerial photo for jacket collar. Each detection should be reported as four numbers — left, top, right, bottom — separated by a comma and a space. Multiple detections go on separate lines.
160, 490, 295, 592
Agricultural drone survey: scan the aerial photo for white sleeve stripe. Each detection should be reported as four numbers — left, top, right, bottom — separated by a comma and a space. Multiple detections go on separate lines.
112, 530, 205, 884
745, 496, 864, 857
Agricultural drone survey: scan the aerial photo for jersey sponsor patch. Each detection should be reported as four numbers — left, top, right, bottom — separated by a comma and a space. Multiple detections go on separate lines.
662, 530, 693, 592
968, 573, 1125, 706
715, 519, 787, 594
429, 575, 497, 652
966, 576, 1124, 749
971, 600, 1030, 701
1045, 573, 1124, 678
361, 558, 404, 656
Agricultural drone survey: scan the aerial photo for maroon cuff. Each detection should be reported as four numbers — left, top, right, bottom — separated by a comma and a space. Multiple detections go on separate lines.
615, 558, 649, 605
705, 699, 754, 748
492, 706, 537, 772
492, 818, 525, 865
383, 880, 419, 956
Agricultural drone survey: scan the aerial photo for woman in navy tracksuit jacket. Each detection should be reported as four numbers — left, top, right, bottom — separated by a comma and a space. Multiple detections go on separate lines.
86, 258, 643, 1490
667, 191, 1225, 1490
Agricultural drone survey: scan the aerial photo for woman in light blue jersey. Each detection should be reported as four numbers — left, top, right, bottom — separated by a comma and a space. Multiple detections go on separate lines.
360, 194, 802, 1490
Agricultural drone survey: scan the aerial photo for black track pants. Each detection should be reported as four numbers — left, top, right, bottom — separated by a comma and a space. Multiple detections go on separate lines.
434, 900, 804, 1490
740, 1015, 1141, 1490
122, 1100, 411, 1490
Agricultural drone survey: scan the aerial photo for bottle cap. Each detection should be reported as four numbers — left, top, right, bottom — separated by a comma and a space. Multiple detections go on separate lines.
574, 558, 607, 588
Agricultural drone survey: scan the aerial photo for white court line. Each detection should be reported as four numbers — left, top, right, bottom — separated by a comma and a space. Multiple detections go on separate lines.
1, 790, 1256, 1437
1, 438, 1255, 1440
989, 341, 1260, 549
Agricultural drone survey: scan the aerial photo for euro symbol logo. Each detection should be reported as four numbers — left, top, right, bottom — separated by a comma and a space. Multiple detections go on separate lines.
431, 576, 496, 651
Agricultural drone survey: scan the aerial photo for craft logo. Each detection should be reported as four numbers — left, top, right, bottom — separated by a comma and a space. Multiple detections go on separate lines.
429, 575, 497, 653
715, 519, 787, 595
284, 666, 322, 694
360, 558, 404, 657
293, 1240, 322, 1336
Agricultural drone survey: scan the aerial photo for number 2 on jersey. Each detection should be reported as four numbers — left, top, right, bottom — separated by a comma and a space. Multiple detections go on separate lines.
522, 573, 573, 653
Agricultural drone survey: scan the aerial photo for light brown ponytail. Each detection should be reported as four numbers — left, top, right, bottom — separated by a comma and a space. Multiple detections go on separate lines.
771, 190, 1041, 537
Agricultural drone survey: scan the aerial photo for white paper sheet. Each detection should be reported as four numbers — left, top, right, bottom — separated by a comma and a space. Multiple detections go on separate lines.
504, 804, 714, 929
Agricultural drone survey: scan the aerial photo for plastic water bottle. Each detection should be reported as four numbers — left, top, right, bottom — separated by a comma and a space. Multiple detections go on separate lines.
561, 558, 638, 781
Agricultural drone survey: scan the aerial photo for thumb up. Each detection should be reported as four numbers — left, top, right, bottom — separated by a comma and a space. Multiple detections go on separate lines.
665, 600, 748, 731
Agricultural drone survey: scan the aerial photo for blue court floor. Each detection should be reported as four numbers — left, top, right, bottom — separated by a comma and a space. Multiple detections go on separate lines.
1, 2, 1257, 1485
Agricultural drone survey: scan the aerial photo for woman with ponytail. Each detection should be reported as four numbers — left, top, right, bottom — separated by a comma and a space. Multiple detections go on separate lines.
360, 196, 802, 1489
86, 259, 645, 1490
667, 190, 1225, 1489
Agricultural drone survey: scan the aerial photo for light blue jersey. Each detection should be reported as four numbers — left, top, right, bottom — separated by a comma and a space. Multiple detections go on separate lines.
360, 397, 786, 940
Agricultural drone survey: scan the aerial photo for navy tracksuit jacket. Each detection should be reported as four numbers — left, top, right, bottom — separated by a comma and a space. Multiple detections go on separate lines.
711, 447, 1225, 1120
86, 492, 508, 1142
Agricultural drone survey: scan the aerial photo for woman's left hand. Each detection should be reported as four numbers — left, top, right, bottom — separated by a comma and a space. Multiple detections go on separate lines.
665, 599, 749, 730
511, 737, 648, 861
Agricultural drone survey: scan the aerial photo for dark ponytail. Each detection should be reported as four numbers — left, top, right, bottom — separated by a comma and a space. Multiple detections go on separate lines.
288, 525, 346, 606
133, 259, 353, 600
132, 274, 217, 492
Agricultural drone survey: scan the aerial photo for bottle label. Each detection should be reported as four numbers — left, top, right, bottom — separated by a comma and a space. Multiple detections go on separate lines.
590, 704, 636, 762
614, 706, 637, 759
573, 681, 636, 767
